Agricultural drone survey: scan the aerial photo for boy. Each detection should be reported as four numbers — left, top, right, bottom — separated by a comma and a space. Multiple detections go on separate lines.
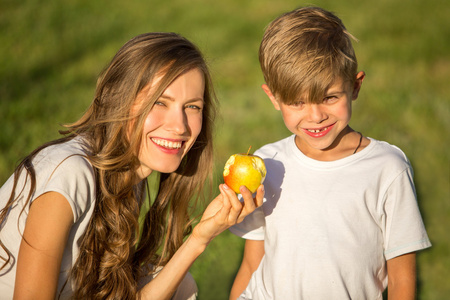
229, 6, 431, 300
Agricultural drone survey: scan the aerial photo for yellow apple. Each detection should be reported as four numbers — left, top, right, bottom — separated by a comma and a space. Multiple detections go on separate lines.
223, 147, 266, 194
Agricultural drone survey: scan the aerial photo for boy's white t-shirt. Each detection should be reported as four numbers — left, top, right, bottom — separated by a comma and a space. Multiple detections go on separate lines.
230, 135, 431, 300
0, 137, 96, 299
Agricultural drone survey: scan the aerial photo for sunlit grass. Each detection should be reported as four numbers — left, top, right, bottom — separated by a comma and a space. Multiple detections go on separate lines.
0, 0, 448, 299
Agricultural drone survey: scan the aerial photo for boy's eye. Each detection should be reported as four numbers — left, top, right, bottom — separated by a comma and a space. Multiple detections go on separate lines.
290, 101, 305, 108
323, 96, 338, 103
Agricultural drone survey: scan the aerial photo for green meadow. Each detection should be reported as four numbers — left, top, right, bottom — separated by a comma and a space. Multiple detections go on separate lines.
1, 0, 448, 299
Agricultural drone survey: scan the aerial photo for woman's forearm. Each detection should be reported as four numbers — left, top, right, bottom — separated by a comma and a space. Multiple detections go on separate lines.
137, 235, 206, 300
138, 184, 264, 299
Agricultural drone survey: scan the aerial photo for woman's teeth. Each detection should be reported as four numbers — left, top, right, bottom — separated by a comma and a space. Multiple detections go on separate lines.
152, 138, 182, 149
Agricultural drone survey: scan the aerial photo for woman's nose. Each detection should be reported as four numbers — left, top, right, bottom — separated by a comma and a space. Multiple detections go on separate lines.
165, 108, 188, 134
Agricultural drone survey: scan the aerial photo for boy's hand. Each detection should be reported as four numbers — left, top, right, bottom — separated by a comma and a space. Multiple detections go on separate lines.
191, 184, 264, 246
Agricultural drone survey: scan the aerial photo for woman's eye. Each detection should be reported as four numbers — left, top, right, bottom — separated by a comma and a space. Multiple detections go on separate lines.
186, 104, 202, 111
186, 102, 204, 110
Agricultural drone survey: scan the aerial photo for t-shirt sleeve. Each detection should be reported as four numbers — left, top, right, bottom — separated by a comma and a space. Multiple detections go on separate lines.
382, 166, 431, 260
229, 205, 266, 240
33, 154, 96, 223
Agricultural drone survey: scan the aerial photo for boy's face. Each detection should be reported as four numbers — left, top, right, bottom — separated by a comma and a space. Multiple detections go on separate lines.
263, 72, 365, 159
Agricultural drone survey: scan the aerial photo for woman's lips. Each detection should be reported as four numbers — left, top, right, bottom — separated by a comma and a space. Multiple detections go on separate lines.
303, 123, 336, 138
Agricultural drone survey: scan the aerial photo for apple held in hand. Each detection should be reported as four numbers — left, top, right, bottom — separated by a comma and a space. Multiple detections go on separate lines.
223, 146, 267, 194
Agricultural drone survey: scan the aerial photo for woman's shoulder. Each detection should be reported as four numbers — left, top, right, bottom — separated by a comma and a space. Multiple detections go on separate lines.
34, 137, 96, 219
34, 137, 92, 170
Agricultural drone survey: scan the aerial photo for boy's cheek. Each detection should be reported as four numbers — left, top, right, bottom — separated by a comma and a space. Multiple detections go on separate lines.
280, 110, 300, 130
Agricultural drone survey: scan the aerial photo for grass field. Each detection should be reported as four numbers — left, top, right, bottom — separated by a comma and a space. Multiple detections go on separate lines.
1, 0, 449, 299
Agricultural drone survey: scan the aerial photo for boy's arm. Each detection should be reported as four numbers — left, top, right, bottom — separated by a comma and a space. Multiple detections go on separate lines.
229, 239, 265, 300
386, 252, 416, 300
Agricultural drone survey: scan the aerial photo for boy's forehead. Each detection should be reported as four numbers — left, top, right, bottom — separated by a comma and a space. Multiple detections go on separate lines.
289, 76, 350, 103
326, 77, 352, 93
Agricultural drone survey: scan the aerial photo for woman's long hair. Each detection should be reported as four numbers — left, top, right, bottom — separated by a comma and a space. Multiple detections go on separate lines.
0, 32, 217, 299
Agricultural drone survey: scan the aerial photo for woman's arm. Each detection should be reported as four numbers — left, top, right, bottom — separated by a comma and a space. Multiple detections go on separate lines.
138, 184, 264, 300
386, 252, 417, 300
14, 191, 74, 299
229, 239, 265, 300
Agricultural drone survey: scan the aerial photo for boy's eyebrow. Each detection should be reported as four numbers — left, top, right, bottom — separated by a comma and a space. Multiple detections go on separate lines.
325, 87, 346, 95
325, 90, 345, 95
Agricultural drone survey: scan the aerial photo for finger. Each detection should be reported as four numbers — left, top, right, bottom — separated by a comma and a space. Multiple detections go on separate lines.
254, 184, 265, 207
226, 185, 243, 208
222, 184, 243, 222
239, 185, 256, 213
214, 184, 232, 222
219, 184, 233, 211
201, 193, 224, 221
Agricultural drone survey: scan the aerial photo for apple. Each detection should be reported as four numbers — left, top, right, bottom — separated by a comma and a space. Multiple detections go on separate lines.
223, 146, 266, 194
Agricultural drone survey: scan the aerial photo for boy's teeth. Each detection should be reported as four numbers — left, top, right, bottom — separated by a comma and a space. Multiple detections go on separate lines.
308, 126, 328, 133
152, 138, 182, 149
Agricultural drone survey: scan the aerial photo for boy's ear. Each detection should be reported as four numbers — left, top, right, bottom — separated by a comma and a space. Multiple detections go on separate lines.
352, 71, 366, 100
262, 84, 281, 110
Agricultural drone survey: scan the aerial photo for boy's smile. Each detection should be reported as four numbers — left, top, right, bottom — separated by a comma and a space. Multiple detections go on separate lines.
303, 122, 336, 137
263, 71, 365, 161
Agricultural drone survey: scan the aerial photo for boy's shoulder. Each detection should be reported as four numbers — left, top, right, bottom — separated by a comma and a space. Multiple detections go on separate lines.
354, 138, 414, 178
367, 138, 410, 164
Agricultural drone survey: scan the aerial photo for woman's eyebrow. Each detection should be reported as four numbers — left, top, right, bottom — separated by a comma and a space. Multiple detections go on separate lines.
159, 94, 204, 102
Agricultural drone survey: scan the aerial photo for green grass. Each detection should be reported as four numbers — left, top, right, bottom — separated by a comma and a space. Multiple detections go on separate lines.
1, 0, 449, 299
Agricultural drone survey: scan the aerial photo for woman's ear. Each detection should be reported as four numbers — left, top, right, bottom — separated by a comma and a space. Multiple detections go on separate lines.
352, 71, 366, 100
262, 84, 281, 110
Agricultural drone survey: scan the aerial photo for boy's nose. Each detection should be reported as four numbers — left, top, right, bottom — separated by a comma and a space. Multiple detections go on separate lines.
308, 104, 327, 123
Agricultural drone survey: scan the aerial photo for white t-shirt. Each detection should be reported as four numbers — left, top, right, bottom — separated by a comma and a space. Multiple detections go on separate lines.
0, 137, 96, 299
230, 135, 431, 300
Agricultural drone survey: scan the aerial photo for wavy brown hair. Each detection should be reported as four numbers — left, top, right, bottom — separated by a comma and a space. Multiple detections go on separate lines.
0, 32, 217, 299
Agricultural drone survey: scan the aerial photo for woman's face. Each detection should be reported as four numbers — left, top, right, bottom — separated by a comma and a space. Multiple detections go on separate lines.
133, 68, 205, 180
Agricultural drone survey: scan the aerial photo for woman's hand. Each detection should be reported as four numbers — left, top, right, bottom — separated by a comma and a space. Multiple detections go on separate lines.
191, 184, 264, 247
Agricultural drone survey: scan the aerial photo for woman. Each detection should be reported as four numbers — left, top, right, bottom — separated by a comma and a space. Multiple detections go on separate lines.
0, 32, 264, 299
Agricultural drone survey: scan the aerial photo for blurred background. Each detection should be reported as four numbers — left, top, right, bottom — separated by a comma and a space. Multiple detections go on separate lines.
1, 0, 448, 299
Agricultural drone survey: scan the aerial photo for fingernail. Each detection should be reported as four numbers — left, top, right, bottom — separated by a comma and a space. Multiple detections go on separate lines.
223, 184, 229, 190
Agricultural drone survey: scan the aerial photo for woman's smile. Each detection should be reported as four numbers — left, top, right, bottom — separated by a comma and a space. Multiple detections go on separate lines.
151, 137, 184, 151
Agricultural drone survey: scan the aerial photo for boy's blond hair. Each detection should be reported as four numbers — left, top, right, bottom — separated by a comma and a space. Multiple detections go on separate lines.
259, 6, 358, 104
